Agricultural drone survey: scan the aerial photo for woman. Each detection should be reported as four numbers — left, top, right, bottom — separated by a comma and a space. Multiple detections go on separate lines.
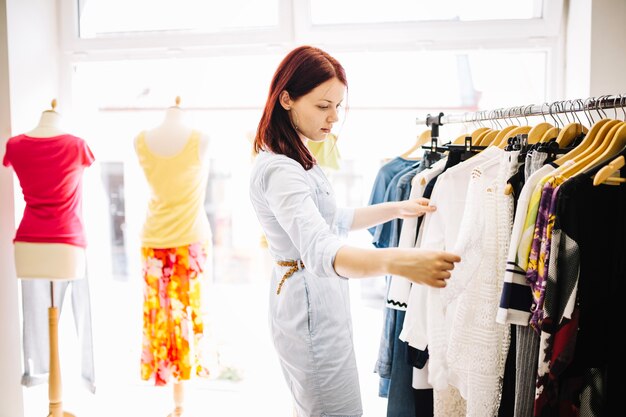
249, 45, 460, 417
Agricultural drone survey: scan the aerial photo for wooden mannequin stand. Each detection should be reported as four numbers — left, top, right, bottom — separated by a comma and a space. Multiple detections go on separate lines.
48, 282, 75, 417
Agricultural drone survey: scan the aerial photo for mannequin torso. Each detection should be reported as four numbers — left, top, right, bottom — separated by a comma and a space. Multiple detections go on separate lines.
26, 110, 65, 138
11, 110, 87, 280
137, 106, 209, 159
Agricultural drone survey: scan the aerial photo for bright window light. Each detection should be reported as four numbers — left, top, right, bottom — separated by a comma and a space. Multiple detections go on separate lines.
311, 0, 543, 24
78, 0, 279, 37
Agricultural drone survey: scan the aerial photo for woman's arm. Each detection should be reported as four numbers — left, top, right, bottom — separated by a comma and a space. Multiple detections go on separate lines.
350, 198, 435, 231
333, 245, 461, 288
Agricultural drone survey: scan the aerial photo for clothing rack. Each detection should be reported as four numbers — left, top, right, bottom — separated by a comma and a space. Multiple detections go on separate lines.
416, 94, 626, 151
415, 94, 626, 128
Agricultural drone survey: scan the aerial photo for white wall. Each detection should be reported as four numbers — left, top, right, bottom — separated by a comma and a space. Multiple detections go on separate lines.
565, 0, 626, 98
589, 0, 626, 96
0, 1, 24, 417
0, 0, 61, 416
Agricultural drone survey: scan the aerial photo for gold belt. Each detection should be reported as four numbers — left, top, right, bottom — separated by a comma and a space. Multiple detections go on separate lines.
275, 259, 305, 295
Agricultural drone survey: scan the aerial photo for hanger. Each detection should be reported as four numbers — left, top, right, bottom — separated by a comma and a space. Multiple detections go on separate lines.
527, 122, 554, 144
476, 129, 500, 146
401, 130, 431, 159
557, 120, 624, 179
526, 104, 554, 144
493, 125, 518, 149
556, 122, 589, 147
496, 125, 532, 148
553, 101, 588, 147
477, 110, 502, 146
470, 126, 490, 143
593, 155, 626, 185
513, 104, 550, 145
452, 133, 469, 145
472, 128, 491, 145
555, 95, 621, 177
538, 127, 558, 143
535, 102, 562, 143
552, 98, 612, 166
578, 122, 626, 173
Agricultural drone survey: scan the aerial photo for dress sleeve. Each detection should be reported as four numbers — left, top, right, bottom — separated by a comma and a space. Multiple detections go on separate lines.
332, 207, 354, 238
262, 157, 347, 279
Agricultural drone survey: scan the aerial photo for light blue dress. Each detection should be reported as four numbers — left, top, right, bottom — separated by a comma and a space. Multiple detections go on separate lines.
249, 151, 362, 417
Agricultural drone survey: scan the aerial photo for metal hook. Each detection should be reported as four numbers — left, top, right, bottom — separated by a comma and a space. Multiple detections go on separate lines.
494, 109, 502, 129
578, 98, 592, 125
522, 104, 533, 126
485, 110, 491, 129
584, 96, 596, 124
559, 101, 569, 124
570, 99, 582, 125
539, 103, 550, 123
597, 95, 609, 118
620, 94, 626, 120
590, 96, 600, 120
514, 106, 522, 126
556, 101, 568, 127
548, 102, 558, 128
562, 100, 572, 124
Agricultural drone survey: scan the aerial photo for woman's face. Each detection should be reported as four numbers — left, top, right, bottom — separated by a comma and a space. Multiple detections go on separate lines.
282, 77, 345, 143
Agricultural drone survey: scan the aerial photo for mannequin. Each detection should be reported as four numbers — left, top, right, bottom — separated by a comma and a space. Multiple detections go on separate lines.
2, 100, 96, 417
16, 107, 86, 277
134, 97, 212, 417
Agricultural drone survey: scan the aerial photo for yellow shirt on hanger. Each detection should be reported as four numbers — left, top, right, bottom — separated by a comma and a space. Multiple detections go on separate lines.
307, 133, 341, 171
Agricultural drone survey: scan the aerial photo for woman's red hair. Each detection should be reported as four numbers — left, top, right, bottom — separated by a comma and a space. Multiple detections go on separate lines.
254, 45, 347, 170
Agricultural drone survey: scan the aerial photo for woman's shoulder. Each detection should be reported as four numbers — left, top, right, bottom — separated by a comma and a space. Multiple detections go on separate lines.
251, 152, 308, 191
255, 151, 303, 172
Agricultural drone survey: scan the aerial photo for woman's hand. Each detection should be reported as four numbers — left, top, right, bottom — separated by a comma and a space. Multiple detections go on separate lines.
388, 248, 461, 288
334, 246, 461, 288
350, 198, 435, 231
396, 198, 436, 220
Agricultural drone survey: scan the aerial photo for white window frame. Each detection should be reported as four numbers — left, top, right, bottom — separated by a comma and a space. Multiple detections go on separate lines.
293, 0, 564, 49
59, 0, 565, 100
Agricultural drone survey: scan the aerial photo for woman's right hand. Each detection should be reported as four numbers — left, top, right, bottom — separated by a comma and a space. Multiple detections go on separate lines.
388, 248, 461, 288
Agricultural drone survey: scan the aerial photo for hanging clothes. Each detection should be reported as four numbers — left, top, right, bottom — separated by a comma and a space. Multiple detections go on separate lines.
369, 156, 421, 397
307, 133, 342, 171
534, 156, 626, 417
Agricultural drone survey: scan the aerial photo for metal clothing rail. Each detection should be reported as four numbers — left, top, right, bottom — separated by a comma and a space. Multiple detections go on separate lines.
415, 94, 626, 127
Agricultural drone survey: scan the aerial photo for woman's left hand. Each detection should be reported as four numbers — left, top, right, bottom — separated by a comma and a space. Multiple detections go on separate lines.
397, 198, 436, 219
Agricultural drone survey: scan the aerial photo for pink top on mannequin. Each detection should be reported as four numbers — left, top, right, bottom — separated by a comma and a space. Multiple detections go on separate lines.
3, 110, 95, 247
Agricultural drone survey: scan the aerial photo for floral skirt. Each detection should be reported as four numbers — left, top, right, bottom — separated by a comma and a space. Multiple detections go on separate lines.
140, 242, 210, 386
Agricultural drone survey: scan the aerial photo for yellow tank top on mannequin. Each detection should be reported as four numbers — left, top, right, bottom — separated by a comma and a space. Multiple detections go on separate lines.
135, 130, 211, 248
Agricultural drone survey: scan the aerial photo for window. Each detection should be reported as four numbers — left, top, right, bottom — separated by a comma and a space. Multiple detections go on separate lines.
78, 0, 280, 38
311, 0, 543, 25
